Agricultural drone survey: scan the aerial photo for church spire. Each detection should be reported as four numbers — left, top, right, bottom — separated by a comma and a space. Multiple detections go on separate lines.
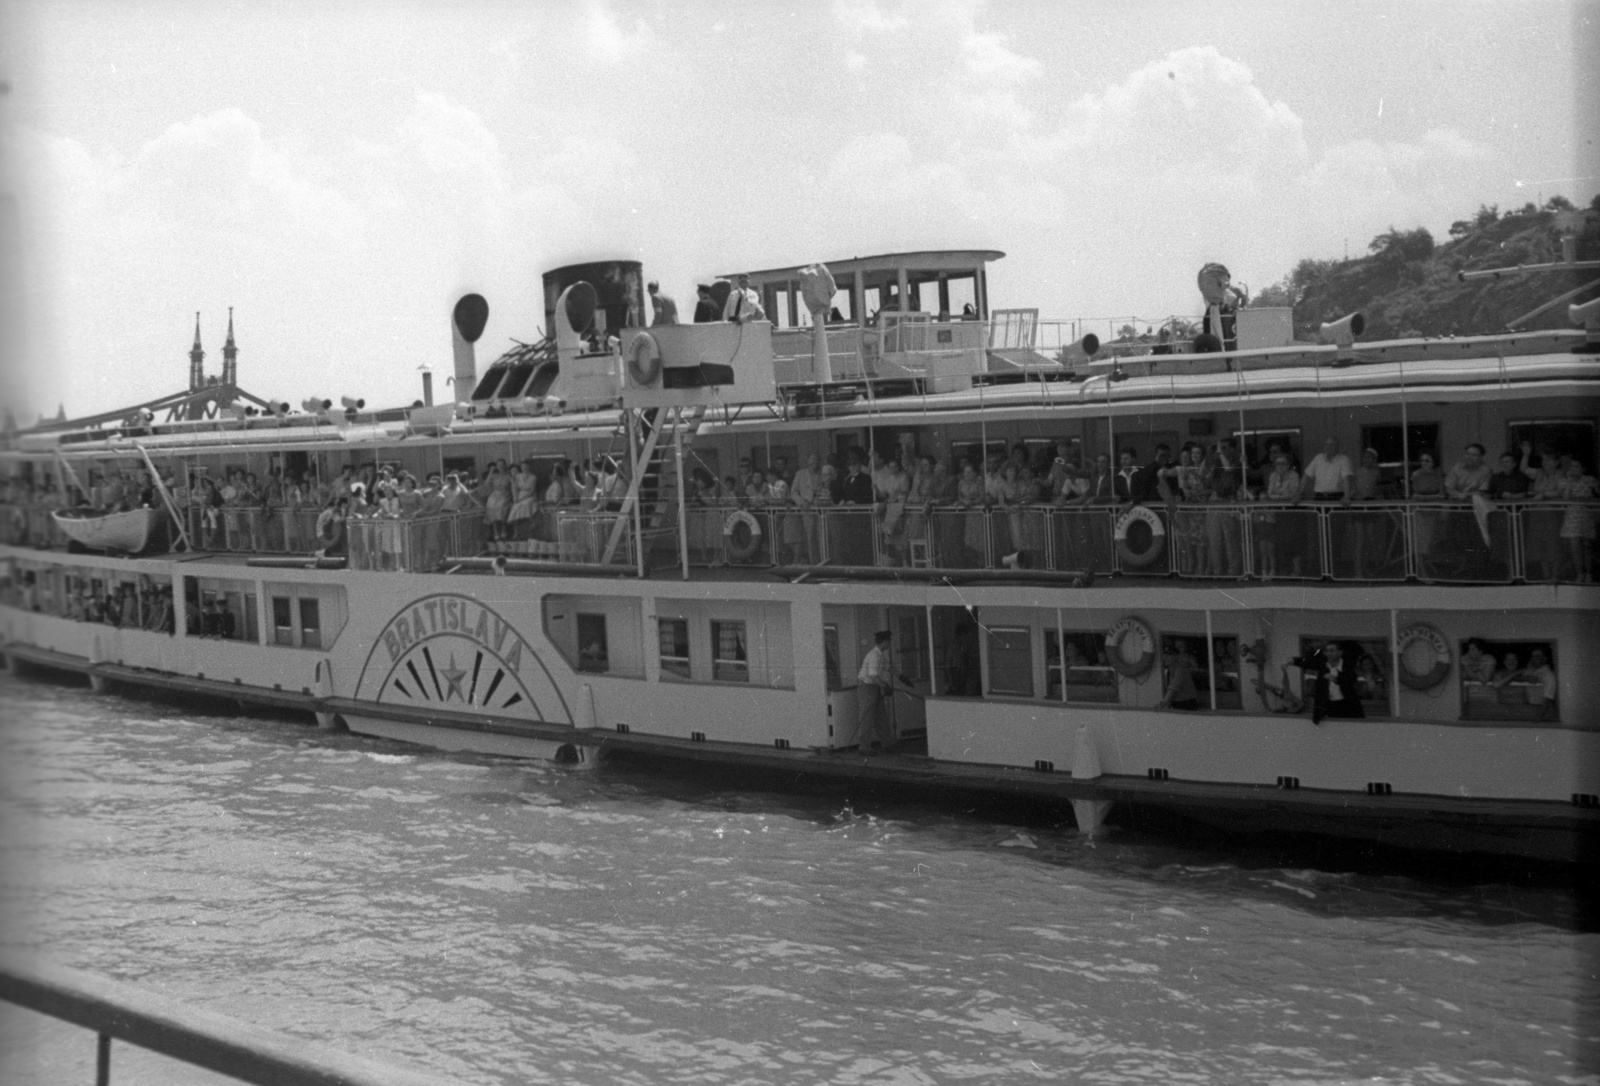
222, 307, 238, 387
189, 312, 205, 392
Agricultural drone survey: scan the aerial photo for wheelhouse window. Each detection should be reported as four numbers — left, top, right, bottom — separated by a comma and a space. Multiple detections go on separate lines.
1458, 639, 1556, 722
986, 626, 1033, 698
657, 617, 690, 679
711, 620, 748, 682
577, 613, 609, 673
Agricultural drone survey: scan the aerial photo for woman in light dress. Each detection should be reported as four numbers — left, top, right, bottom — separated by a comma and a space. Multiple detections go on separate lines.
1172, 444, 1211, 574
507, 461, 540, 542
479, 459, 514, 541
955, 459, 987, 567
1557, 457, 1597, 582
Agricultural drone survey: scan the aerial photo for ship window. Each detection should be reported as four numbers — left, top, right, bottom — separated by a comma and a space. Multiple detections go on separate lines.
1457, 638, 1556, 722
1507, 419, 1596, 472
299, 598, 321, 649
1047, 630, 1118, 703
1158, 635, 1206, 709
1361, 422, 1441, 492
711, 620, 748, 682
949, 440, 1008, 471
241, 593, 259, 644
1210, 636, 1242, 710
986, 626, 1033, 698
1160, 634, 1243, 710
272, 597, 293, 646
657, 618, 690, 679
1295, 637, 1390, 716
823, 624, 842, 690
577, 613, 609, 673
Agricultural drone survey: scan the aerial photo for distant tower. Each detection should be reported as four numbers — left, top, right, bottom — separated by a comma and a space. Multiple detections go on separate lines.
222, 307, 238, 387
189, 312, 205, 392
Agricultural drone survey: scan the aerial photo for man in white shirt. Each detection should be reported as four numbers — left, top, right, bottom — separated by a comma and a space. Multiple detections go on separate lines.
1299, 437, 1354, 504
856, 630, 901, 752
723, 273, 766, 324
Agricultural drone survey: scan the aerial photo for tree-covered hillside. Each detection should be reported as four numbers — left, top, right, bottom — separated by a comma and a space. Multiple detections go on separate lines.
1251, 194, 1600, 340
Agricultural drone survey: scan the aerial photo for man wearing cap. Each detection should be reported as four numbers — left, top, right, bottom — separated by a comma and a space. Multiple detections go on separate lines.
647, 281, 679, 326
693, 284, 719, 324
724, 273, 767, 324
856, 629, 904, 752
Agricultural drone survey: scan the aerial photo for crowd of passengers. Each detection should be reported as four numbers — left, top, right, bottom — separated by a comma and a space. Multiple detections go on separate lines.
2, 435, 1594, 578
670, 435, 1598, 577
1, 568, 178, 634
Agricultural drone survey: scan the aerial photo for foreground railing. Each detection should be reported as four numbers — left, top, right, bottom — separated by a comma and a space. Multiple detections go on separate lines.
0, 956, 465, 1086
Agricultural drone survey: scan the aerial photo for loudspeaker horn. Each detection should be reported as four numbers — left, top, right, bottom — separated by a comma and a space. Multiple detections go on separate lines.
1318, 312, 1366, 346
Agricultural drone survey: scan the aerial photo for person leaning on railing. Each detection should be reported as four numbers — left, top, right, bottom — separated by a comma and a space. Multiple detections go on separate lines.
1409, 451, 1446, 577
1257, 454, 1300, 578
1555, 457, 1598, 583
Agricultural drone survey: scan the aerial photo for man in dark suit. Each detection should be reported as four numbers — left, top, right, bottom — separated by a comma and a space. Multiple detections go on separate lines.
1128, 443, 1173, 506
1293, 641, 1365, 724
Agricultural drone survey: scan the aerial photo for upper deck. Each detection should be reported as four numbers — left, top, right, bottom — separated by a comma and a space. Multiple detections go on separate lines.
3, 244, 1597, 594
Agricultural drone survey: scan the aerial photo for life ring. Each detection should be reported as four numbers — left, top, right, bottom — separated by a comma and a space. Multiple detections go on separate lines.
1104, 615, 1157, 679
1114, 505, 1167, 569
1397, 623, 1452, 690
627, 332, 661, 386
723, 509, 763, 560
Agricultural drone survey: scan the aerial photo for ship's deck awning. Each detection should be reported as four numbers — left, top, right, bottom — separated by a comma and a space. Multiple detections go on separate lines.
724, 249, 1005, 285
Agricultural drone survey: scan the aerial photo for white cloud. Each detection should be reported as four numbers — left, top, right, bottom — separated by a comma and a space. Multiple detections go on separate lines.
583, 0, 653, 63
833, 0, 908, 35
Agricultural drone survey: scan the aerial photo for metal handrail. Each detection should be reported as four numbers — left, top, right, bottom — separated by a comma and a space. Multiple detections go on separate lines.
0, 955, 466, 1086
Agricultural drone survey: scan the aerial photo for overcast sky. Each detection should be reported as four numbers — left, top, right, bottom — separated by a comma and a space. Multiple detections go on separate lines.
1, 0, 1596, 421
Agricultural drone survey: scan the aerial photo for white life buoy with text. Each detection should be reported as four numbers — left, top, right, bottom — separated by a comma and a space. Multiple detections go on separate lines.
1114, 505, 1167, 569
1105, 614, 1157, 679
1397, 623, 1452, 690
627, 332, 662, 386
723, 509, 763, 560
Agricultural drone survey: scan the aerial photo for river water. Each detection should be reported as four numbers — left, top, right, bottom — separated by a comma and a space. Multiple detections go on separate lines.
0, 674, 1594, 1085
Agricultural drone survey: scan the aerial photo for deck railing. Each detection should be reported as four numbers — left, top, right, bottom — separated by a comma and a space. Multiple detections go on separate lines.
0, 956, 467, 1086
346, 511, 487, 572
4, 498, 1594, 584
675, 499, 1596, 584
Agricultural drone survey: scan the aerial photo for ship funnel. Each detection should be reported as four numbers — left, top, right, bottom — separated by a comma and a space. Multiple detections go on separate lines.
451, 293, 489, 400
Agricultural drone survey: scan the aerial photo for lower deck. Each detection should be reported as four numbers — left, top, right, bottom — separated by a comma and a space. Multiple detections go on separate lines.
2, 542, 1597, 863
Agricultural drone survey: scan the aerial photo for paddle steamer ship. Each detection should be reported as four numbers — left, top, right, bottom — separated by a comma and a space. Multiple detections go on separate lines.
3, 249, 1597, 862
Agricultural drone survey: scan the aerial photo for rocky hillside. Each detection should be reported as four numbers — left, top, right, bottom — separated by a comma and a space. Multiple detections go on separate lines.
1252, 195, 1600, 340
